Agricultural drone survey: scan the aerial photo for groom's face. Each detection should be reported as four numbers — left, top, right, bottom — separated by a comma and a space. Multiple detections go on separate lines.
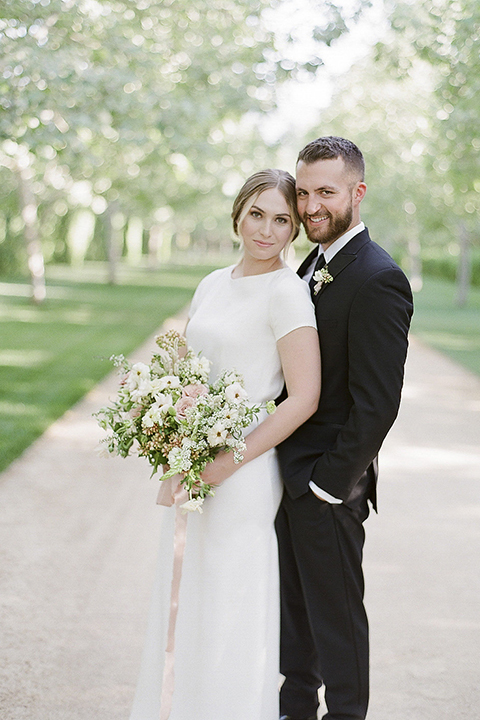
296, 157, 365, 249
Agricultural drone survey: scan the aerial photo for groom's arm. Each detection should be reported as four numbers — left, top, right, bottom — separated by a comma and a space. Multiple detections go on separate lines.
310, 265, 413, 503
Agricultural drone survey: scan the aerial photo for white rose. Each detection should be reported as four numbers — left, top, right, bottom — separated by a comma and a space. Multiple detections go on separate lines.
225, 382, 248, 404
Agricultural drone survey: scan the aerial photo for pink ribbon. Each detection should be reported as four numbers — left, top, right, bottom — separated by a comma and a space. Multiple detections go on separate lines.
156, 476, 189, 720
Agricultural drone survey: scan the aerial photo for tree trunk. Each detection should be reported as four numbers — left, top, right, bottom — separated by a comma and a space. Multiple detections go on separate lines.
407, 223, 423, 293
456, 222, 471, 307
17, 168, 46, 304
103, 202, 118, 285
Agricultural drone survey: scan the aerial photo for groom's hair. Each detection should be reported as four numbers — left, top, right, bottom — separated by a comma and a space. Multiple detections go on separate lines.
297, 136, 365, 181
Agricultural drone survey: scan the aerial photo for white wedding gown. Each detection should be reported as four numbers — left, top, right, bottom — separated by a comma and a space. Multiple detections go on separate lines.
129, 265, 316, 720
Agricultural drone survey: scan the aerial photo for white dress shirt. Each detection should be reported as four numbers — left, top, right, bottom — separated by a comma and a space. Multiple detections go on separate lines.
303, 222, 365, 504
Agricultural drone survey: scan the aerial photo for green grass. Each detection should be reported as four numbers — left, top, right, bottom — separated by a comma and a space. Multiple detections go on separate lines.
411, 276, 480, 376
0, 263, 218, 474
1, 265, 478, 476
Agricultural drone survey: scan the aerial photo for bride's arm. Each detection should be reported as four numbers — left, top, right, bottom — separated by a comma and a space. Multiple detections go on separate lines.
201, 325, 321, 486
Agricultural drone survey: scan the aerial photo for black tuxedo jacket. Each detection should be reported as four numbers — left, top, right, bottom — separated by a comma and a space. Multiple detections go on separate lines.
277, 228, 414, 510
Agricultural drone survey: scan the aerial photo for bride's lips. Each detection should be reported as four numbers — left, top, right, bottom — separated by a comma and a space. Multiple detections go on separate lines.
253, 239, 273, 248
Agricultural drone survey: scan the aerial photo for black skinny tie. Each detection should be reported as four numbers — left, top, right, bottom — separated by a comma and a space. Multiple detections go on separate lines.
308, 252, 326, 293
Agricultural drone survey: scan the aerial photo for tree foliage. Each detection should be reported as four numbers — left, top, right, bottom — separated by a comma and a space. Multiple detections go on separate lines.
309, 0, 479, 295
0, 0, 366, 280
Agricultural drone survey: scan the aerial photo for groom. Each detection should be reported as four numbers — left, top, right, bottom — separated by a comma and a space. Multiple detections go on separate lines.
275, 136, 413, 720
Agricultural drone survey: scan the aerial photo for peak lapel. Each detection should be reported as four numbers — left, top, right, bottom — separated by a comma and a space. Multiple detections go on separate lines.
312, 228, 371, 300
313, 253, 356, 299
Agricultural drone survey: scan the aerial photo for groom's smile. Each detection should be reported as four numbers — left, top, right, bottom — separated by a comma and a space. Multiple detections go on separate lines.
307, 214, 329, 225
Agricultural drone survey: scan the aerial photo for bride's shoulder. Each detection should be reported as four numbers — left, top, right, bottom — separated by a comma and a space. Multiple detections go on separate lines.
196, 265, 230, 289
273, 266, 308, 290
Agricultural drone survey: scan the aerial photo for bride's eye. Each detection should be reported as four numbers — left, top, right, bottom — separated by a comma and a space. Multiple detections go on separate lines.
250, 211, 262, 218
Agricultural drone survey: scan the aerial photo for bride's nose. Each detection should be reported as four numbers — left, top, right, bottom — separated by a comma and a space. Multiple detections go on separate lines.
259, 219, 273, 237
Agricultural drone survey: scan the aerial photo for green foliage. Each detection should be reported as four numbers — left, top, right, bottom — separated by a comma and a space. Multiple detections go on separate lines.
0, 262, 216, 472
378, 0, 480, 222
421, 249, 480, 287
0, 0, 367, 276
305, 0, 479, 280
412, 276, 480, 376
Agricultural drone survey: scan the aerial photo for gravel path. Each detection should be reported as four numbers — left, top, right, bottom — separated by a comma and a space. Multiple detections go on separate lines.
1, 324, 479, 720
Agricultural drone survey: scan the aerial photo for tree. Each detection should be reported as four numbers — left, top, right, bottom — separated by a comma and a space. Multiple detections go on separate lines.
0, 0, 368, 290
375, 0, 480, 301
301, 0, 479, 298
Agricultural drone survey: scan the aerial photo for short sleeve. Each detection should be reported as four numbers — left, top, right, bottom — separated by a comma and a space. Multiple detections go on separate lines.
268, 270, 317, 341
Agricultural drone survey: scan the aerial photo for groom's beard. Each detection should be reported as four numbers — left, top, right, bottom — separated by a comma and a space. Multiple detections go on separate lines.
302, 202, 353, 246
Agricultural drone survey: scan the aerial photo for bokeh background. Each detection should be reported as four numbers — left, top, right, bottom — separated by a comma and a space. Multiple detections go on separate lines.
1, 0, 479, 470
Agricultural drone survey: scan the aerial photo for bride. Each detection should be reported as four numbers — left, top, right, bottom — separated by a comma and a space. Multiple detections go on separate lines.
129, 169, 321, 720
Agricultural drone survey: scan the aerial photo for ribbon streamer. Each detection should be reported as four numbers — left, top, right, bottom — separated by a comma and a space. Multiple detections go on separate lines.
157, 476, 189, 720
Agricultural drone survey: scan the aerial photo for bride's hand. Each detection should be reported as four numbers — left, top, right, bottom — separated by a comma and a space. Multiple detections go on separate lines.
201, 451, 239, 487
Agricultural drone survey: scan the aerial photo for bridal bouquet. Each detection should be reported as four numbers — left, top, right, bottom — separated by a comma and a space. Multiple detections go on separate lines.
96, 330, 273, 512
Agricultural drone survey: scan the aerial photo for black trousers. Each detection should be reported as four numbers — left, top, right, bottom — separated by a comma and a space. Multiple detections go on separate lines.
275, 490, 370, 720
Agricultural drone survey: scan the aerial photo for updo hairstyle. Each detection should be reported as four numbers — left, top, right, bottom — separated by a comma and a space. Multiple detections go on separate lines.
231, 169, 301, 245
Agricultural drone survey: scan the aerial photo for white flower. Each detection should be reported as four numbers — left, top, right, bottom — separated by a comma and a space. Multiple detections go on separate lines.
187, 355, 211, 379
123, 362, 152, 400
199, 356, 211, 374
266, 400, 277, 415
130, 384, 151, 401
167, 447, 183, 469
142, 406, 162, 428
180, 497, 204, 514
207, 422, 228, 446
313, 266, 334, 295
125, 362, 150, 390
149, 377, 168, 395
141, 394, 174, 427
155, 393, 174, 413
156, 375, 181, 392
222, 405, 239, 425
224, 382, 248, 404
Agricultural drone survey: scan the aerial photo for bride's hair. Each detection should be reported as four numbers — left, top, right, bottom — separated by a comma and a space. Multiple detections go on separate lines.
231, 169, 301, 248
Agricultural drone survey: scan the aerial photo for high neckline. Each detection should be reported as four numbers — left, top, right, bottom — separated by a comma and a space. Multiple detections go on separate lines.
229, 264, 287, 280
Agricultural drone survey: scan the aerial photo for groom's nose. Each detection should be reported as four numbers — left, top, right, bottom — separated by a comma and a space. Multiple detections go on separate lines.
305, 196, 324, 216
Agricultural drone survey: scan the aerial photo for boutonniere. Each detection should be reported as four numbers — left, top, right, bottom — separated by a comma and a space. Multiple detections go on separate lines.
313, 266, 334, 295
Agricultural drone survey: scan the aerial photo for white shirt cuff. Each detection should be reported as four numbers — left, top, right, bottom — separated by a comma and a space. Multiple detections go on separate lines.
309, 481, 343, 504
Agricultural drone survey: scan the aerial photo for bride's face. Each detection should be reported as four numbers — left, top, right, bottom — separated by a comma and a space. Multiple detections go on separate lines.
239, 188, 293, 263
